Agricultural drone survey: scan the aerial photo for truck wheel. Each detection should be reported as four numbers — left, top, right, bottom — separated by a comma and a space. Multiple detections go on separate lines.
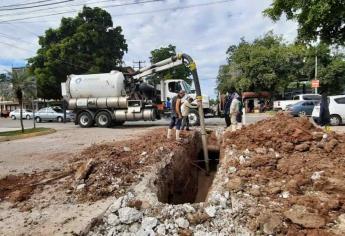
188, 109, 200, 126
95, 111, 111, 128
78, 112, 93, 128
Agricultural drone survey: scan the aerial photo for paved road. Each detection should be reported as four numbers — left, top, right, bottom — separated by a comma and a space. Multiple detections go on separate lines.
0, 114, 269, 131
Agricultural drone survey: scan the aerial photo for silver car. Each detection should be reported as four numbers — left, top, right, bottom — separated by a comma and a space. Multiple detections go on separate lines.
35, 107, 73, 123
9, 109, 34, 120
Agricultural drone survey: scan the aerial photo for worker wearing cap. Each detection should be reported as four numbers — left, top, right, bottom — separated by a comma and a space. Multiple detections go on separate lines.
167, 90, 186, 141
181, 96, 198, 131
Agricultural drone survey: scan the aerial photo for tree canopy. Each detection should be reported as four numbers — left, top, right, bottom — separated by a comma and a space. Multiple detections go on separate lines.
149, 44, 190, 84
264, 0, 345, 45
217, 32, 345, 95
28, 6, 128, 99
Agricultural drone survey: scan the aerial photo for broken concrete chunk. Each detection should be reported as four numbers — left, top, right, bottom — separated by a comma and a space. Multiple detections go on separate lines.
283, 204, 326, 228
156, 224, 166, 235
118, 207, 143, 224
141, 217, 158, 230
123, 146, 131, 152
228, 166, 237, 174
311, 171, 324, 181
107, 214, 120, 226
205, 206, 217, 218
76, 184, 85, 191
175, 217, 189, 229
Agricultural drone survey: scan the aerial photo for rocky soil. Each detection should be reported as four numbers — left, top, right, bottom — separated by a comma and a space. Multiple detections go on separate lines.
223, 113, 345, 235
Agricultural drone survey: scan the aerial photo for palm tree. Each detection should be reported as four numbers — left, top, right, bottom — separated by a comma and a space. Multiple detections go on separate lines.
11, 70, 37, 133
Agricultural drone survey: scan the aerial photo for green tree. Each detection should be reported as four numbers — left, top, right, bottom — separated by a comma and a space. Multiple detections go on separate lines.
28, 6, 128, 99
11, 70, 36, 133
149, 44, 190, 84
217, 32, 306, 94
264, 0, 345, 45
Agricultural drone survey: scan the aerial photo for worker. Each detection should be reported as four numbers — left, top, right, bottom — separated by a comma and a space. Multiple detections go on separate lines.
167, 90, 186, 141
236, 95, 243, 129
229, 92, 240, 131
224, 92, 233, 127
181, 96, 198, 131
165, 97, 171, 109
319, 92, 330, 127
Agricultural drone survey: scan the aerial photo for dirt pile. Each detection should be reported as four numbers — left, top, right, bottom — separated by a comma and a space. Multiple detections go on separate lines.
223, 113, 345, 235
67, 128, 192, 202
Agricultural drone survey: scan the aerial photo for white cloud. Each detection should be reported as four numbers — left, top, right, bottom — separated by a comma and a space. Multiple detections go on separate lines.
0, 0, 297, 97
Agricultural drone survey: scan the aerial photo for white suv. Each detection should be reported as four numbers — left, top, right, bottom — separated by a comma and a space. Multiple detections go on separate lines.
312, 95, 345, 125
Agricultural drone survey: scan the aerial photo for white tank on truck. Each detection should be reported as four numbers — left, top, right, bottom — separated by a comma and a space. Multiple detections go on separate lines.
67, 71, 125, 98
64, 71, 128, 110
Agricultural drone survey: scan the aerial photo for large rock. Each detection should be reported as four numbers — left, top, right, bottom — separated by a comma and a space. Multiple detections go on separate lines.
175, 217, 189, 229
118, 207, 143, 224
283, 205, 326, 228
141, 217, 158, 230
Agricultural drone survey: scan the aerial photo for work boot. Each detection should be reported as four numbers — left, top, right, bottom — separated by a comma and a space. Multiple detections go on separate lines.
176, 130, 182, 141
167, 129, 172, 139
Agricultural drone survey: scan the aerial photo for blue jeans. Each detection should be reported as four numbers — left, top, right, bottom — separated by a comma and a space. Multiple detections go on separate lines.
169, 115, 182, 130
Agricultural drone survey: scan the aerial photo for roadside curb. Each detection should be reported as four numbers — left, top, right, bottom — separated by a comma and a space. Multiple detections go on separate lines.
0, 128, 56, 142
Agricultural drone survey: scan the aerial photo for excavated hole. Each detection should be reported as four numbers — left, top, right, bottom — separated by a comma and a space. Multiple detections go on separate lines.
156, 144, 219, 205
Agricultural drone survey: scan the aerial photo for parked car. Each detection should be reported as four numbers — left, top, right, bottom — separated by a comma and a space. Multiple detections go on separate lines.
35, 107, 73, 123
312, 95, 345, 126
273, 94, 321, 111
9, 109, 34, 120
286, 100, 319, 117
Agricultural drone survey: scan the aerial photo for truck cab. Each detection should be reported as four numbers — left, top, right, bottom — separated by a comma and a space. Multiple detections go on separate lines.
159, 79, 211, 125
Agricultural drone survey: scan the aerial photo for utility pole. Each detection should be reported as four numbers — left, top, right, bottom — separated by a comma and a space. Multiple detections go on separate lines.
133, 60, 146, 70
315, 55, 318, 94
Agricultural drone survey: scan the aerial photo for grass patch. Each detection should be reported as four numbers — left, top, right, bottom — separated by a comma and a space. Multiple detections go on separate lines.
0, 127, 51, 137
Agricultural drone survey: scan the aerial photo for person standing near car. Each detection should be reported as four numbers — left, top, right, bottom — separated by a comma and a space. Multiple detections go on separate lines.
167, 90, 185, 141
319, 92, 330, 126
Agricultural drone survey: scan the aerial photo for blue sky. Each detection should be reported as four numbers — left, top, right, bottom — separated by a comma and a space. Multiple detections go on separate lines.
0, 0, 297, 98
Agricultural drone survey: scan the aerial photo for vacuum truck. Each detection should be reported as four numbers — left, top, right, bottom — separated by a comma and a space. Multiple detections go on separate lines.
61, 54, 211, 128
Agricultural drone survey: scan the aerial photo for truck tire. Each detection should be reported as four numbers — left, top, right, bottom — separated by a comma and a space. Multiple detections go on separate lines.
95, 111, 112, 128
78, 112, 93, 128
188, 109, 200, 126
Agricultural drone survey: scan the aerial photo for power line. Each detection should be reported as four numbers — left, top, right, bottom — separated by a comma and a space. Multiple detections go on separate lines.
0, 0, 61, 9
0, 0, 232, 23
0, 0, 73, 11
0, 0, 121, 18
0, 0, 162, 23
110, 0, 233, 17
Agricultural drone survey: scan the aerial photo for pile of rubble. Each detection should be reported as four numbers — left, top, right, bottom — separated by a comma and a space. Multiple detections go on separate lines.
68, 128, 191, 202
223, 113, 345, 235
87, 190, 237, 236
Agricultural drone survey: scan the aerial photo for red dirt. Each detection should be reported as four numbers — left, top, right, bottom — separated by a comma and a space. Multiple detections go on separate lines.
223, 113, 345, 235
0, 128, 192, 205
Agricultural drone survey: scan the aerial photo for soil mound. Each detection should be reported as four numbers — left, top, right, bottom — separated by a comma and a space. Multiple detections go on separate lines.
223, 113, 345, 235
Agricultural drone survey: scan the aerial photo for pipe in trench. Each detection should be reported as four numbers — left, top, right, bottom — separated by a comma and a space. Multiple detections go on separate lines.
179, 53, 210, 174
